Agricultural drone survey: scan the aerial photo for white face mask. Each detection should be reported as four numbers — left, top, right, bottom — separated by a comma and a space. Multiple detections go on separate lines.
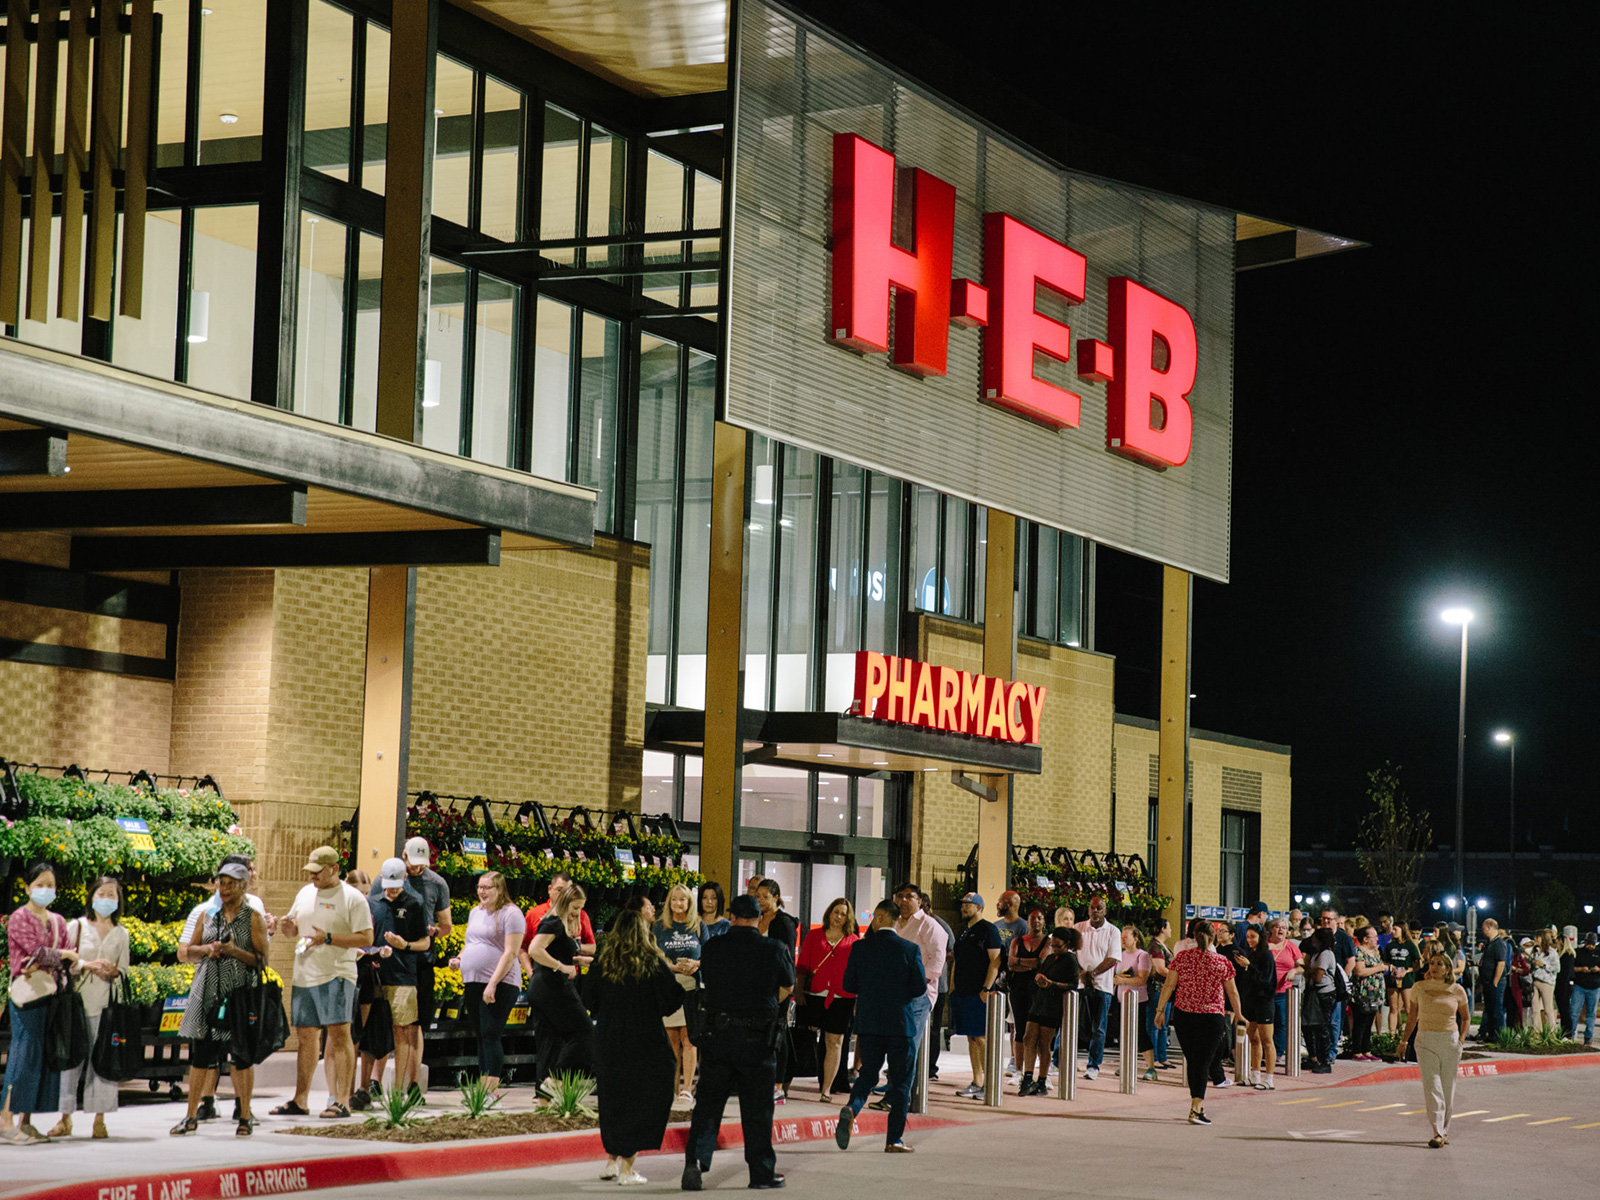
30, 887, 56, 908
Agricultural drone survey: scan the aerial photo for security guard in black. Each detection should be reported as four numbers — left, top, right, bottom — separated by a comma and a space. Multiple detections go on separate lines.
684, 893, 794, 1190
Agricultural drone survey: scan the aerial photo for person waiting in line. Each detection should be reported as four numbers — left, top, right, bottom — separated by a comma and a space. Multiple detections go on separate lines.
796, 897, 860, 1103
1404, 952, 1470, 1148
1382, 921, 1421, 1036
2, 863, 80, 1145
656, 884, 705, 1107
369, 838, 453, 1099
1301, 927, 1338, 1073
1145, 918, 1175, 1069
1348, 924, 1390, 1060
950, 892, 1002, 1098
451, 871, 524, 1098
1020, 926, 1079, 1094
361, 858, 433, 1109
1074, 897, 1121, 1082
754, 878, 798, 1102
1231, 924, 1277, 1088
592, 908, 685, 1185
527, 883, 596, 1094
991, 890, 1028, 1074
1114, 923, 1154, 1081
891, 883, 946, 1083
1474, 918, 1511, 1040
1007, 909, 1049, 1087
1266, 918, 1303, 1066
698, 882, 730, 940
171, 862, 269, 1137
1527, 929, 1560, 1033
834, 900, 927, 1154
1557, 926, 1578, 1038
921, 891, 956, 1080
51, 875, 131, 1139
1570, 932, 1600, 1044
1153, 919, 1244, 1125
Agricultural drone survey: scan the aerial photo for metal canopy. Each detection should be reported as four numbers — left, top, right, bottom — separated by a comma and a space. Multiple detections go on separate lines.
0, 342, 597, 564
646, 706, 1042, 776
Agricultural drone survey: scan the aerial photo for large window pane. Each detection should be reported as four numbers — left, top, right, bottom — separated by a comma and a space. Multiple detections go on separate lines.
642, 750, 675, 818
774, 448, 817, 710
1058, 534, 1084, 646
637, 336, 681, 704
362, 24, 390, 193
540, 105, 580, 260
741, 765, 808, 832
645, 149, 687, 233
293, 212, 347, 423
857, 777, 884, 838
743, 435, 776, 708
675, 351, 716, 708
864, 472, 899, 654
682, 755, 702, 823
481, 78, 522, 240
530, 297, 573, 479
350, 232, 383, 430
816, 772, 848, 834
586, 124, 626, 267
304, 0, 353, 180
577, 312, 621, 531
974, 507, 988, 625
111, 213, 180, 380
944, 497, 970, 618
471, 274, 516, 466
433, 54, 474, 227
16, 216, 84, 355
153, 0, 191, 167
200, 0, 264, 164
824, 460, 865, 712
1031, 524, 1058, 639
909, 485, 939, 613
420, 259, 466, 454
186, 206, 258, 399
809, 861, 847, 929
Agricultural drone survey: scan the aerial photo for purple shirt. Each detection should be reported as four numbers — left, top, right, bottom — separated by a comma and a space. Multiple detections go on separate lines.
461, 903, 525, 988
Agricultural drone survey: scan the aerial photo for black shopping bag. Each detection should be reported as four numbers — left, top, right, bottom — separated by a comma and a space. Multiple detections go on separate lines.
45, 989, 93, 1072
91, 980, 146, 1082
359, 995, 396, 1059
228, 976, 290, 1066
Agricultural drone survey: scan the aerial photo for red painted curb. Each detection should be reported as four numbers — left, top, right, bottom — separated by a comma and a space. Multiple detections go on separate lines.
1332, 1052, 1600, 1087
8, 1111, 959, 1200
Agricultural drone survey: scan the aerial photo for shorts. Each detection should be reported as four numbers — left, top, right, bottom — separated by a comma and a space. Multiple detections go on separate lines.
291, 977, 357, 1029
802, 994, 856, 1036
189, 1037, 249, 1072
384, 985, 420, 1026
951, 992, 987, 1038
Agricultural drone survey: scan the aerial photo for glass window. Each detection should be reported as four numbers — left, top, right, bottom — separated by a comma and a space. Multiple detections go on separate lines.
432, 54, 474, 227
974, 507, 988, 623
1058, 533, 1084, 646
16, 216, 84, 355
480, 78, 522, 240
199, 0, 264, 164
637, 336, 681, 704
577, 311, 621, 532
110, 212, 181, 381
186, 206, 258, 400
470, 273, 517, 466
641, 750, 675, 818
420, 258, 466, 455
304, 0, 353, 180
741, 765, 808, 832
944, 497, 970, 618
774, 448, 818, 710
529, 296, 573, 479
693, 171, 722, 232
855, 865, 885, 916
153, 0, 191, 167
817, 772, 848, 833
809, 862, 848, 928
743, 435, 776, 708
675, 351, 716, 708
909, 486, 940, 613
682, 755, 702, 823
362, 23, 390, 193
292, 212, 347, 424
350, 231, 383, 430
1031, 524, 1058, 639
586, 124, 626, 266
864, 471, 900, 654
823, 460, 865, 713
645, 149, 687, 233
857, 777, 885, 838
540, 105, 581, 259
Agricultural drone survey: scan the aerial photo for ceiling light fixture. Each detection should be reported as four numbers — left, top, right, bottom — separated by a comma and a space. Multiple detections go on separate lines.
219, 112, 239, 125
186, 290, 210, 343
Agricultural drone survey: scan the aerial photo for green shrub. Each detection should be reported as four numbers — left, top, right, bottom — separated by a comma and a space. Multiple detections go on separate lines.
365, 1083, 427, 1129
457, 1075, 502, 1119
541, 1070, 597, 1119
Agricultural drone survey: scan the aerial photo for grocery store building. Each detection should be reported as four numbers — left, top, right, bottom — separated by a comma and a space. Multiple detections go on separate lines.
0, 0, 1343, 944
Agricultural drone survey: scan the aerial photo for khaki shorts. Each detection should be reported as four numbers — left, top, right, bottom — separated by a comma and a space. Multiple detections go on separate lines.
384, 985, 420, 1026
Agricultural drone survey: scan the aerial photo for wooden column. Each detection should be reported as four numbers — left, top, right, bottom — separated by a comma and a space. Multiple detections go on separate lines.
698, 420, 747, 891
975, 509, 1017, 909
374, 0, 437, 442
355, 566, 415, 871
1157, 565, 1191, 934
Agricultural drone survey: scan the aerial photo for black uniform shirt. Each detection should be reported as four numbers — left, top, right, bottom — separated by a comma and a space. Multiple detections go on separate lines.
699, 925, 795, 1018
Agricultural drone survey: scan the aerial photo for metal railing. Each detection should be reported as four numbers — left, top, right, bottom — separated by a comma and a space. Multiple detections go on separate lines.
983, 990, 1006, 1107
1233, 1018, 1252, 1086
1055, 989, 1080, 1100
1120, 990, 1140, 1094
1288, 979, 1303, 1078
910, 1006, 931, 1114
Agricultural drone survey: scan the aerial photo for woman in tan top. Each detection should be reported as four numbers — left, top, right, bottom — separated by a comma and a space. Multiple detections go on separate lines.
1404, 952, 1470, 1148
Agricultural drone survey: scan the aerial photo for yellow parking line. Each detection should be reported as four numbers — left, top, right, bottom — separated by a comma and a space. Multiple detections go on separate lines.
1357, 1104, 1404, 1112
1528, 1118, 1570, 1126
1402, 1109, 1427, 1115
1316, 1100, 1366, 1108
1482, 1113, 1532, 1123
1453, 1110, 1490, 1118
1572, 1122, 1600, 1129
1277, 1098, 1322, 1105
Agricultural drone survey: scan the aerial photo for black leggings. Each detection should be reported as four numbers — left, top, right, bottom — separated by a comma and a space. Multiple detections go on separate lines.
464, 980, 518, 1079
1171, 1010, 1229, 1101
1349, 1006, 1375, 1056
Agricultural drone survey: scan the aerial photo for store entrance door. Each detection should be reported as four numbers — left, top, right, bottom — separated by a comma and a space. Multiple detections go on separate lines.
738, 851, 890, 935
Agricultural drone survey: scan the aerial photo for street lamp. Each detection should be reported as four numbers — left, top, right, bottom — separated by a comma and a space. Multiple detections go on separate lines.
1493, 730, 1515, 926
1445, 896, 1457, 910
1442, 607, 1473, 914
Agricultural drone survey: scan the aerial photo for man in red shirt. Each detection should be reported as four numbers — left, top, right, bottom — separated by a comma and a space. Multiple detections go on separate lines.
519, 871, 596, 972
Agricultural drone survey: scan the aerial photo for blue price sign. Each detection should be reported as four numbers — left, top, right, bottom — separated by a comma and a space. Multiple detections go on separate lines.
614, 847, 636, 882
462, 837, 488, 869
1184, 905, 1198, 919
116, 816, 155, 852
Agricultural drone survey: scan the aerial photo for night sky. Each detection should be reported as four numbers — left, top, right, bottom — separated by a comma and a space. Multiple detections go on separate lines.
825, 3, 1598, 854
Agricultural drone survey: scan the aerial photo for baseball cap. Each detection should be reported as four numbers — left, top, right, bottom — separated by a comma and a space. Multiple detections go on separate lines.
403, 836, 432, 865
959, 892, 984, 908
303, 845, 341, 872
380, 857, 408, 888
215, 861, 249, 881
1248, 901, 1269, 915
729, 894, 761, 919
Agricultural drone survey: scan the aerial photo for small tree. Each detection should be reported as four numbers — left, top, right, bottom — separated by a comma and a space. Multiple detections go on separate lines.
1355, 764, 1432, 926
1524, 879, 1577, 932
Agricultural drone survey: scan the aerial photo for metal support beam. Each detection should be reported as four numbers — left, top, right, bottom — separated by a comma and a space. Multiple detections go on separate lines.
975, 508, 1016, 910
70, 529, 500, 571
699, 420, 747, 891
951, 771, 997, 803
354, 565, 415, 873
0, 484, 308, 530
374, 0, 437, 442
1158, 565, 1192, 933
0, 428, 69, 476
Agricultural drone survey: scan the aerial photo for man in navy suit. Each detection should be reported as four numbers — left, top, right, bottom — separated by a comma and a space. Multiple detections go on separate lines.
835, 899, 928, 1154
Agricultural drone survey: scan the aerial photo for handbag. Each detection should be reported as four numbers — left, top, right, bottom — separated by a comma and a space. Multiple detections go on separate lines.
228, 971, 290, 1067
359, 994, 397, 1059
92, 978, 146, 1082
45, 988, 93, 1072
9, 967, 56, 1009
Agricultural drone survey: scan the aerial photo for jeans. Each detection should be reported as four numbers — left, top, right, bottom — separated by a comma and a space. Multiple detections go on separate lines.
1329, 996, 1344, 1054
463, 980, 518, 1079
1416, 1030, 1461, 1136
848, 1031, 915, 1145
927, 993, 945, 1075
1273, 992, 1288, 1057
1480, 979, 1506, 1040
907, 994, 932, 1072
1145, 995, 1173, 1064
1083, 988, 1112, 1069
1572, 986, 1600, 1042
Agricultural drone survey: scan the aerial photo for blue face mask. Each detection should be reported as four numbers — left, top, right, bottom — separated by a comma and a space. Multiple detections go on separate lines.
30, 887, 57, 908
92, 897, 120, 918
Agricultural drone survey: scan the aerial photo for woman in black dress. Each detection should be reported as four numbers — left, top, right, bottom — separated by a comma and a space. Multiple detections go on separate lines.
527, 883, 596, 1093
755, 878, 798, 1100
591, 909, 684, 1184
1230, 924, 1278, 1089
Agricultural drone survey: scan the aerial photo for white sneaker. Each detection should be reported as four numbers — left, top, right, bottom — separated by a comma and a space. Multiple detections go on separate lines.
1006, 1059, 1020, 1074
1083, 1066, 1099, 1081
600, 1161, 619, 1181
618, 1171, 648, 1186
956, 1083, 983, 1098
1214, 1079, 1233, 1088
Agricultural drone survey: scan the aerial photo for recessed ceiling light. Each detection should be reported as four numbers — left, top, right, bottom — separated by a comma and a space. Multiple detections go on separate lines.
873, 761, 888, 766
219, 112, 239, 125
922, 767, 938, 772
201, 6, 213, 14
816, 753, 833, 758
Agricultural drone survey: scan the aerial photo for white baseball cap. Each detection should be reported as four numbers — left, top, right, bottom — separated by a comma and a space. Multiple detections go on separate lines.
380, 857, 408, 888
403, 837, 431, 865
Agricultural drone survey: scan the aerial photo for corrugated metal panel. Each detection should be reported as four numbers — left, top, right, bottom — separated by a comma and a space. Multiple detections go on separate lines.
725, 0, 1235, 582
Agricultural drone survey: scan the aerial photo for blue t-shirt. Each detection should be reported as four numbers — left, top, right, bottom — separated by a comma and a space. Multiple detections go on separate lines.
1482, 936, 1513, 981
700, 918, 731, 941
656, 921, 703, 963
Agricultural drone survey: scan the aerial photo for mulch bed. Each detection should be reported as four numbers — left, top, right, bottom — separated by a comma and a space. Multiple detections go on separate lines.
282, 1106, 694, 1144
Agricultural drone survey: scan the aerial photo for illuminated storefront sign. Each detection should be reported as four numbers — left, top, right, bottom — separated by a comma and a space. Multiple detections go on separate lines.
831, 133, 1198, 469
851, 650, 1046, 745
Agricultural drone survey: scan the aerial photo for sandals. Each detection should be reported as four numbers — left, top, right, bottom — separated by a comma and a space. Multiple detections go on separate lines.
92, 1121, 110, 1140
1427, 1135, 1444, 1148
237, 1118, 254, 1137
270, 1100, 311, 1117
45, 1119, 71, 1139
319, 1103, 351, 1119
2, 1128, 44, 1146
170, 1117, 199, 1137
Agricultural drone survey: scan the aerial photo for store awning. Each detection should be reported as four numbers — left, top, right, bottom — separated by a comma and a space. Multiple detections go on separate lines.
645, 706, 1042, 776
0, 341, 596, 566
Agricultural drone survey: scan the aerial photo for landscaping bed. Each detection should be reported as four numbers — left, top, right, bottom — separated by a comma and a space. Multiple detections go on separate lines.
282, 1105, 694, 1144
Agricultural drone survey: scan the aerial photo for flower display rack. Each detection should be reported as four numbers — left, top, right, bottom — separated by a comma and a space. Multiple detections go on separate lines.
953, 841, 1174, 928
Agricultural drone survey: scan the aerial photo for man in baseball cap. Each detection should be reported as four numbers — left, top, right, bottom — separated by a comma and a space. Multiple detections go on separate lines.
363, 858, 432, 1108
992, 890, 1027, 1076
951, 893, 1001, 1098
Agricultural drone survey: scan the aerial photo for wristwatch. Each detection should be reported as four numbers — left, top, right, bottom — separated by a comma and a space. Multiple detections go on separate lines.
324, 932, 332, 946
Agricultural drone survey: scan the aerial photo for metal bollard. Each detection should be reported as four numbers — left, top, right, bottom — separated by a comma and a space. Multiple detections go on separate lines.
1288, 980, 1303, 1078
1055, 990, 1079, 1100
1120, 990, 1140, 1095
910, 1009, 931, 1114
1233, 1019, 1252, 1086
982, 989, 1006, 1107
